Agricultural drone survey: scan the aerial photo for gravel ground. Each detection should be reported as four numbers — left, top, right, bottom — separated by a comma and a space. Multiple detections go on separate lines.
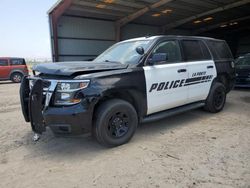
0, 81, 249, 188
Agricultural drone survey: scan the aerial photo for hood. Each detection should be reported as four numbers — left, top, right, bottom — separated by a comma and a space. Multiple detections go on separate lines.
32, 61, 128, 76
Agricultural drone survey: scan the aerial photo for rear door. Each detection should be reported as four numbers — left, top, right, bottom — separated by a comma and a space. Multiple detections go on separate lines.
181, 40, 216, 103
144, 40, 189, 115
0, 59, 10, 79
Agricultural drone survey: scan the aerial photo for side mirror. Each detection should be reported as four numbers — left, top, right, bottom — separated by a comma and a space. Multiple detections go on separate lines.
136, 46, 145, 55
148, 53, 168, 65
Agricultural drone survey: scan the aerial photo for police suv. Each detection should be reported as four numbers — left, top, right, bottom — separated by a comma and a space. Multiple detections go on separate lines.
20, 36, 235, 147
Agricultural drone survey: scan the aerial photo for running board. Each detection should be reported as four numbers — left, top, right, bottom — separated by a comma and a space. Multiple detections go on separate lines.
142, 102, 205, 124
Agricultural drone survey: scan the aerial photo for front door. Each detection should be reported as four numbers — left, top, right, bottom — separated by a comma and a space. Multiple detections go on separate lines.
144, 40, 189, 115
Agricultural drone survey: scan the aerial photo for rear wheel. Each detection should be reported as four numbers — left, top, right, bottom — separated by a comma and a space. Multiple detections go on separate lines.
11, 72, 23, 83
204, 82, 226, 113
93, 99, 138, 147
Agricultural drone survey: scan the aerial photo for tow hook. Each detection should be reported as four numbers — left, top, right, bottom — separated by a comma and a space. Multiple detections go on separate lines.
33, 133, 40, 142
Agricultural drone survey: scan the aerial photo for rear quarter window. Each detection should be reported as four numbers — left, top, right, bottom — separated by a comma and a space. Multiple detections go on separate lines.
10, 59, 26, 65
207, 40, 233, 60
181, 40, 211, 61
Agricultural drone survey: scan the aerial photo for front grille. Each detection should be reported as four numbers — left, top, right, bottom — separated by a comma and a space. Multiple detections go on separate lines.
28, 77, 57, 108
42, 80, 51, 94
43, 80, 51, 89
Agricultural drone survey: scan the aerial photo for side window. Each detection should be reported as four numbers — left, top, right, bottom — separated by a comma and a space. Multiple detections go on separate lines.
200, 41, 211, 60
0, 60, 8, 66
207, 41, 233, 60
181, 40, 211, 61
149, 40, 181, 65
10, 59, 25, 65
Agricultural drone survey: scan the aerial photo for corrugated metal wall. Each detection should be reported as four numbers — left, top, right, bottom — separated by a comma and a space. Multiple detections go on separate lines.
53, 16, 160, 62
56, 16, 116, 61
121, 24, 159, 40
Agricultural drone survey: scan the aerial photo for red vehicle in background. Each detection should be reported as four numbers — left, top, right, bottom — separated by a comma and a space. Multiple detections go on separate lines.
0, 57, 29, 83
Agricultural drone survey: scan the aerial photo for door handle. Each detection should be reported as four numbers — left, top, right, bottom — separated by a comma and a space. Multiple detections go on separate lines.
207, 65, 214, 69
177, 69, 187, 73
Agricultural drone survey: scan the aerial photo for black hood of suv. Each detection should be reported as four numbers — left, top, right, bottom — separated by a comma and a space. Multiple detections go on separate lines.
32, 61, 128, 76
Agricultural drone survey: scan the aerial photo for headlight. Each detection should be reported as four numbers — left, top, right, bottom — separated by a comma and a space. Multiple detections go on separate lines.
54, 80, 90, 106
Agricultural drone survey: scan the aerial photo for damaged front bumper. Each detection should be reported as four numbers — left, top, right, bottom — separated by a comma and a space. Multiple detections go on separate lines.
20, 76, 93, 135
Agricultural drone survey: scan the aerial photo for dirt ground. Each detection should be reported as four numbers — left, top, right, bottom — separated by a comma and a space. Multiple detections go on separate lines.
0, 81, 249, 188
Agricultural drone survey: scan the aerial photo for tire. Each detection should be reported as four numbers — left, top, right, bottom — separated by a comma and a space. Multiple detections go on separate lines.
11, 72, 23, 83
93, 99, 138, 147
204, 82, 226, 113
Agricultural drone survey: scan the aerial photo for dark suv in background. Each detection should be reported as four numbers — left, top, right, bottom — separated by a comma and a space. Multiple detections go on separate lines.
0, 57, 29, 83
235, 53, 250, 87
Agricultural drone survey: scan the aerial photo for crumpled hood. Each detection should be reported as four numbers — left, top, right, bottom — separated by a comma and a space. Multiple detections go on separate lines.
32, 61, 128, 76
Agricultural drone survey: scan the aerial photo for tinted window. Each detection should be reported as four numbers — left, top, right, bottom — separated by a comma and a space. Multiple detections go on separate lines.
207, 40, 233, 60
182, 40, 211, 61
0, 60, 8, 66
200, 41, 211, 60
10, 59, 25, 65
150, 41, 181, 64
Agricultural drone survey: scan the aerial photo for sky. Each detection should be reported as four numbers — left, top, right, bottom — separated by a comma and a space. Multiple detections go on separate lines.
0, 0, 58, 59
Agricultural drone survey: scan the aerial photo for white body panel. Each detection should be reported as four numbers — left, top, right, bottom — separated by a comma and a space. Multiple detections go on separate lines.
187, 60, 217, 103
144, 61, 217, 115
144, 63, 188, 115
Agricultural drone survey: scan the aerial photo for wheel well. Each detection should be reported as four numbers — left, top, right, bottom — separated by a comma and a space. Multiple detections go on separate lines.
10, 71, 23, 77
93, 91, 141, 122
215, 74, 230, 92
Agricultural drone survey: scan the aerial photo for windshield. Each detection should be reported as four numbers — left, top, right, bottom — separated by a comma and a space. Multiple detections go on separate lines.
94, 40, 151, 64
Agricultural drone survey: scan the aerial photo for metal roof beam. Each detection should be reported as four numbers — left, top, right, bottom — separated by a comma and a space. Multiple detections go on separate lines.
104, 0, 146, 9
193, 15, 250, 34
116, 0, 175, 27
70, 4, 125, 17
162, 0, 250, 32
75, 0, 136, 13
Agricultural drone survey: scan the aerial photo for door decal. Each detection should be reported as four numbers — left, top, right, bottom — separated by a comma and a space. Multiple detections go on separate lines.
149, 73, 213, 92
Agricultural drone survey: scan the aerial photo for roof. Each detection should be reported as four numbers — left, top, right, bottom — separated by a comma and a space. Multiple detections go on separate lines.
121, 35, 224, 42
48, 0, 250, 34
47, 0, 63, 14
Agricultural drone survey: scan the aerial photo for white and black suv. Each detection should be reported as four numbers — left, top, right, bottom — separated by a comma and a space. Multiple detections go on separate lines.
20, 36, 235, 147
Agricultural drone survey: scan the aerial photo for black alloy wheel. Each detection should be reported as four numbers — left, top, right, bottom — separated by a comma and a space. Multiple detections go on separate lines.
94, 99, 138, 147
204, 82, 226, 113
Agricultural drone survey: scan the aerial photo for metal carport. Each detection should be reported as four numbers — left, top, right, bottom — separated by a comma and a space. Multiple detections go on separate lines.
48, 0, 250, 62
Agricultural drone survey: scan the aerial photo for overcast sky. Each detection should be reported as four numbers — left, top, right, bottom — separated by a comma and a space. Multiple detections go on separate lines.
0, 0, 58, 59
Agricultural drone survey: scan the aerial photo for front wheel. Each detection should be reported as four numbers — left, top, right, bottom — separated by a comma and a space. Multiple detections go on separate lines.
204, 82, 226, 113
93, 99, 138, 147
